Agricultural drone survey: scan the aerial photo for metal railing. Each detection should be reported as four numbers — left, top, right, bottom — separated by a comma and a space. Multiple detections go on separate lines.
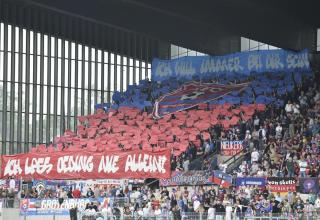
78, 211, 109, 220
109, 197, 130, 208
189, 141, 220, 171
0, 197, 19, 208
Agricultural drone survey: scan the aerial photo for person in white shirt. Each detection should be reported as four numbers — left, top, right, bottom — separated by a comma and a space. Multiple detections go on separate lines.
314, 196, 320, 215
299, 158, 308, 178
250, 162, 259, 175
245, 130, 251, 139
225, 203, 233, 220
183, 159, 190, 171
275, 192, 282, 203
239, 161, 248, 173
9, 179, 16, 190
142, 205, 150, 219
285, 101, 293, 113
253, 116, 260, 129
251, 148, 259, 163
207, 205, 215, 220
292, 103, 300, 114
137, 208, 143, 218
244, 187, 251, 200
219, 163, 227, 173
314, 91, 320, 102
275, 123, 282, 139
193, 199, 201, 211
299, 92, 308, 107
204, 141, 211, 155
304, 199, 314, 217
257, 168, 265, 177
154, 206, 162, 219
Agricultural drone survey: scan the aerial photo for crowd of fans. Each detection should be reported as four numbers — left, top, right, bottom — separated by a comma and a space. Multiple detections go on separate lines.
234, 75, 320, 179
108, 71, 319, 219
2, 71, 319, 219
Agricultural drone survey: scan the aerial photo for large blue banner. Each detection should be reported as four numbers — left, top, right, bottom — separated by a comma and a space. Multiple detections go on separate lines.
236, 177, 267, 187
152, 49, 310, 81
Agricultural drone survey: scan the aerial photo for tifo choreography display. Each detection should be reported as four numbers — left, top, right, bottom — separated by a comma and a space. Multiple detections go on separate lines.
1, 48, 320, 219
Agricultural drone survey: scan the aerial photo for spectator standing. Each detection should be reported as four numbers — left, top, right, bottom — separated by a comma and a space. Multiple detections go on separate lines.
72, 188, 81, 198
304, 199, 315, 219
214, 200, 225, 220
286, 157, 295, 177
225, 202, 233, 220
86, 188, 95, 198
251, 148, 260, 163
207, 204, 215, 220
298, 156, 308, 178
183, 158, 190, 171
275, 123, 283, 139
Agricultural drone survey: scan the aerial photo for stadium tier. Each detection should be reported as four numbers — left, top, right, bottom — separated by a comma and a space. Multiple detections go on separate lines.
28, 71, 305, 157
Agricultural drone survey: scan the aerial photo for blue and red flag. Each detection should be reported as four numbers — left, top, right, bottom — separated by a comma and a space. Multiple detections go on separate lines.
153, 81, 249, 118
212, 170, 233, 188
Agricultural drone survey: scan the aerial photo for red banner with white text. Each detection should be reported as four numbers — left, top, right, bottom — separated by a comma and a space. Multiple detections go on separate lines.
221, 140, 244, 156
1, 149, 171, 180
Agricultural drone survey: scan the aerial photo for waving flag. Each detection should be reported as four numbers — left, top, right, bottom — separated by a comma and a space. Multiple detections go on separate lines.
153, 81, 248, 118
212, 170, 233, 188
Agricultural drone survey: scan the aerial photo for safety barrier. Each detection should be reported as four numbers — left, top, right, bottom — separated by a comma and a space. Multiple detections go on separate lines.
0, 198, 19, 208
1, 198, 318, 220
78, 211, 109, 220
110, 197, 130, 207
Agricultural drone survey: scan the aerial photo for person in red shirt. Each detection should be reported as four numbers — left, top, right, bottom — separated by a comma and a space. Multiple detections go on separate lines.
72, 188, 81, 198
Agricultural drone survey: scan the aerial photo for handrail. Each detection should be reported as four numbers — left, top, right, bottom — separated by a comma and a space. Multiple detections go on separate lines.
188, 142, 219, 170
223, 148, 246, 165
225, 151, 250, 174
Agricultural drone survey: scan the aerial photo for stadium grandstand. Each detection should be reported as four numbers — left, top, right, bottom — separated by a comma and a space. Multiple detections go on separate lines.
0, 0, 320, 219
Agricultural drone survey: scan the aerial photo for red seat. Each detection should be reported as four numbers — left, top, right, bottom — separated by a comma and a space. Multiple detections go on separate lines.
47, 146, 55, 153
77, 116, 87, 123
188, 134, 197, 141
202, 132, 211, 140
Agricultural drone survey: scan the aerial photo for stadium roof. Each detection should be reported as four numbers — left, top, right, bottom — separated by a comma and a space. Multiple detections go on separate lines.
6, 0, 320, 55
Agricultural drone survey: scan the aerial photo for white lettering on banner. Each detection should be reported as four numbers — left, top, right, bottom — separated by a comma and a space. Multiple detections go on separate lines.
41, 198, 90, 210
268, 179, 296, 185
286, 53, 309, 69
171, 173, 208, 185
155, 62, 172, 77
57, 156, 94, 173
125, 154, 167, 173
41, 199, 60, 209
200, 57, 244, 74
175, 61, 195, 77
25, 157, 53, 175
3, 159, 23, 176
244, 181, 263, 185
221, 141, 243, 150
266, 54, 284, 70
248, 54, 262, 71
233, 57, 243, 72
98, 155, 119, 173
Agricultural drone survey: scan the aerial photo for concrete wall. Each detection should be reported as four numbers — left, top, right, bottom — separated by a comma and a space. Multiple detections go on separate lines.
20, 216, 71, 220
0, 208, 19, 220
0, 209, 73, 220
